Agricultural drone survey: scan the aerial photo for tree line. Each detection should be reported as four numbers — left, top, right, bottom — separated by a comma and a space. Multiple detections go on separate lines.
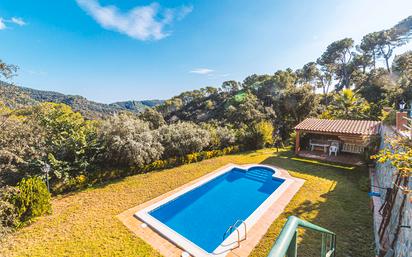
158, 15, 412, 139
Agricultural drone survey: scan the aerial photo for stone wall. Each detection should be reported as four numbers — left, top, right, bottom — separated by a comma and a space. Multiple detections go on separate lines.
372, 126, 411, 257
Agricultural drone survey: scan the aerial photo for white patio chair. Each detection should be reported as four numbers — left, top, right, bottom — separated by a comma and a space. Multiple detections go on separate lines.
329, 141, 339, 156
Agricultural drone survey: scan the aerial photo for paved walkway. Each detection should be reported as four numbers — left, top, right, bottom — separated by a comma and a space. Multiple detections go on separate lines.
117, 163, 305, 257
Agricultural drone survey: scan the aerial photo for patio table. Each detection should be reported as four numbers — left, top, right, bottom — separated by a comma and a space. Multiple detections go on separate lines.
310, 142, 329, 153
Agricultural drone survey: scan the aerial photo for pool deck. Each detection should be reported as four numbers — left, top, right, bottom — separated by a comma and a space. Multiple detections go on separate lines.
117, 163, 305, 257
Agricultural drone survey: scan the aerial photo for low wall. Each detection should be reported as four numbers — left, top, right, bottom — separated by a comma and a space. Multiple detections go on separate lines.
371, 126, 411, 257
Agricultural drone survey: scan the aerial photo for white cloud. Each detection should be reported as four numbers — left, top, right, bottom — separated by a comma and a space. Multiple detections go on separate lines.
190, 68, 214, 75
0, 16, 27, 30
0, 18, 6, 30
11, 17, 26, 26
76, 0, 192, 41
176, 6, 193, 20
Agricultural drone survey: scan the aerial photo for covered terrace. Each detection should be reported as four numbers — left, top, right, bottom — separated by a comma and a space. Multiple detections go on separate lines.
294, 118, 381, 165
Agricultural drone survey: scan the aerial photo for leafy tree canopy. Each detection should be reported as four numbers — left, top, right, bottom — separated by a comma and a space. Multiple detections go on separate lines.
320, 89, 372, 120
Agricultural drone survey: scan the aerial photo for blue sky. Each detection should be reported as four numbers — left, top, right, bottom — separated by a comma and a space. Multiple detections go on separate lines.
0, 0, 411, 103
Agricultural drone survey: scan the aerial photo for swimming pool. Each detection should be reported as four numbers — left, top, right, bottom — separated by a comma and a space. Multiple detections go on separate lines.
136, 164, 293, 257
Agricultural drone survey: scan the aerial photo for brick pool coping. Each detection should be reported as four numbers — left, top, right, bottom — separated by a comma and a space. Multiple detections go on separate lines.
117, 163, 305, 257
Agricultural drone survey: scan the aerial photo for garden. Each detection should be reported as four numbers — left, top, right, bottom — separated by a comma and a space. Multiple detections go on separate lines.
0, 149, 374, 257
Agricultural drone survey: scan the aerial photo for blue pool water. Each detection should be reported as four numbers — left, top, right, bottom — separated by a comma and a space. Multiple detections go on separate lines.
149, 166, 284, 253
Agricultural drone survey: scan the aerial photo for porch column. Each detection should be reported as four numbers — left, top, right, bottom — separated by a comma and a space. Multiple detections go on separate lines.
396, 111, 408, 131
295, 130, 300, 154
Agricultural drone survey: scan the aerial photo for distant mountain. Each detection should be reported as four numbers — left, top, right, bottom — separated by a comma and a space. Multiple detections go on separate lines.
0, 81, 163, 119
110, 100, 164, 112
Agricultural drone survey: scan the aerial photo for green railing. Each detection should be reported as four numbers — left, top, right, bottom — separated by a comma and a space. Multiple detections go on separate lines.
267, 216, 336, 257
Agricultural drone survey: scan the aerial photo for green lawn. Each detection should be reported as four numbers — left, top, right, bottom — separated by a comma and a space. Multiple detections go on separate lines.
0, 149, 374, 257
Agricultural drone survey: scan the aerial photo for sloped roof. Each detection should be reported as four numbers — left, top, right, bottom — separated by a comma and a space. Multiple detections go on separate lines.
294, 118, 381, 135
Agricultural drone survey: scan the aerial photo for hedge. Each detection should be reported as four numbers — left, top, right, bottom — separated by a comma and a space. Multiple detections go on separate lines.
55, 145, 241, 193
138, 145, 240, 172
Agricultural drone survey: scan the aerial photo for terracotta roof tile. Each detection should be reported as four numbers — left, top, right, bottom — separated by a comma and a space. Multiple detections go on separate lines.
294, 118, 381, 135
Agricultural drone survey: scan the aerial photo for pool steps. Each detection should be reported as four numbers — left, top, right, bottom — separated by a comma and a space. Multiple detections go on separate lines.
238, 168, 275, 183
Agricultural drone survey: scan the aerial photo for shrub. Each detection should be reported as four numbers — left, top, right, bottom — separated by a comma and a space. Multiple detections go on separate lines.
52, 174, 89, 194
34, 103, 98, 183
158, 122, 211, 158
255, 121, 274, 147
380, 108, 396, 125
202, 124, 237, 150
0, 103, 100, 191
138, 108, 166, 129
0, 186, 19, 237
13, 177, 52, 225
0, 104, 47, 186
138, 145, 240, 173
289, 131, 296, 148
0, 178, 52, 235
215, 126, 237, 148
243, 121, 274, 149
99, 114, 164, 167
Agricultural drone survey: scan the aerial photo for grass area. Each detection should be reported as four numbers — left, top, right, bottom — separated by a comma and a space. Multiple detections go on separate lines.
0, 149, 374, 257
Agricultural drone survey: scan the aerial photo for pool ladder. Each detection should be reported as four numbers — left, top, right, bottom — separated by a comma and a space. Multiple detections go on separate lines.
222, 219, 247, 249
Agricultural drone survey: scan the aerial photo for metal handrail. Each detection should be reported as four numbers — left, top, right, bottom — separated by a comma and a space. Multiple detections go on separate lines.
223, 225, 234, 240
267, 216, 336, 257
222, 219, 248, 249
233, 219, 247, 240
223, 225, 241, 248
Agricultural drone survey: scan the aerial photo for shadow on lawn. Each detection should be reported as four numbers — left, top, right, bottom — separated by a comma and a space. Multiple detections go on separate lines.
259, 151, 374, 257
